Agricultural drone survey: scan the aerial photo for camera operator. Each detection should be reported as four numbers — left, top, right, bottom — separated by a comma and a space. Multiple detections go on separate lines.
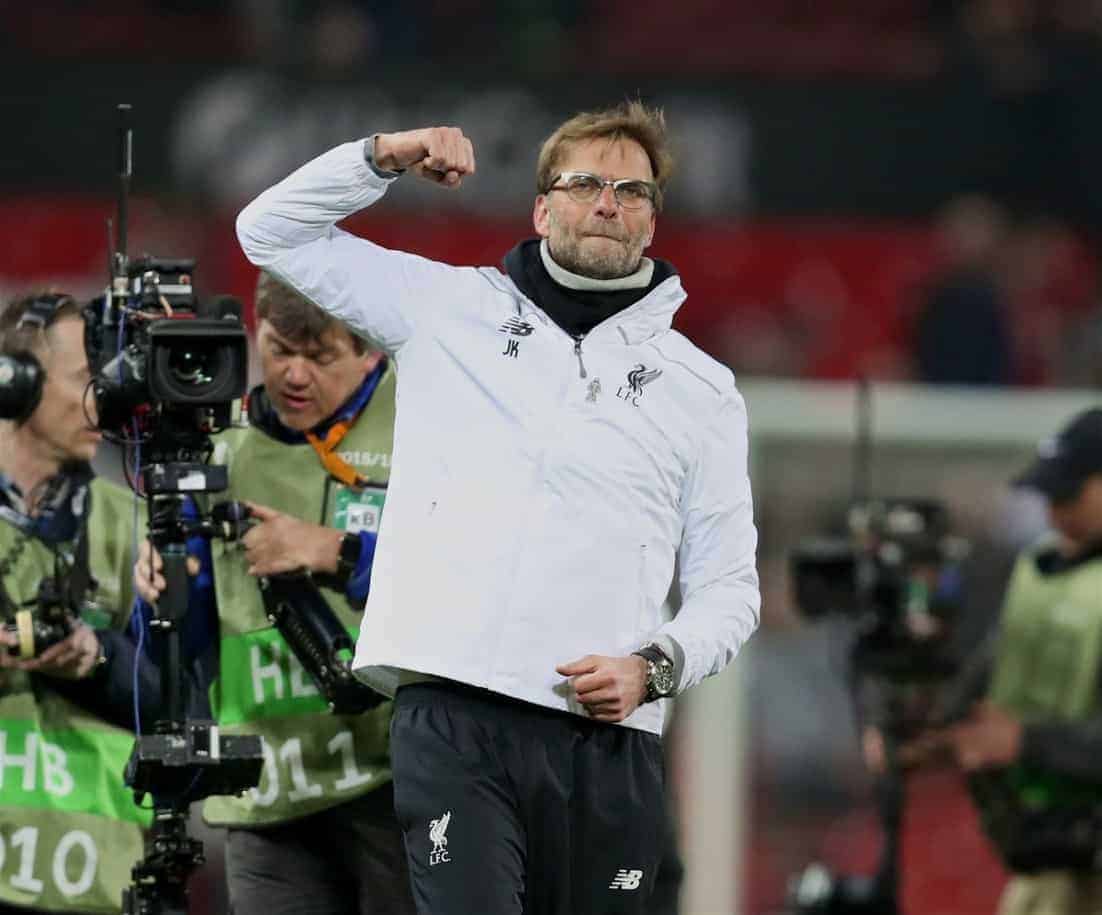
134, 271, 414, 915
0, 293, 163, 914
887, 408, 1102, 915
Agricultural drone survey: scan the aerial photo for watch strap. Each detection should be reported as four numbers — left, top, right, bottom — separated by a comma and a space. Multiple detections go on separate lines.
633, 644, 669, 667
335, 531, 362, 583
632, 643, 675, 702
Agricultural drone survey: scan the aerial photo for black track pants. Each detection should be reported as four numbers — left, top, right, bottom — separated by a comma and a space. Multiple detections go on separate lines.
391, 682, 666, 915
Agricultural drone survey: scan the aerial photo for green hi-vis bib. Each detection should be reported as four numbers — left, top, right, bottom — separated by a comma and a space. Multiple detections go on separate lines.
0, 477, 148, 913
203, 366, 396, 827
984, 548, 1102, 815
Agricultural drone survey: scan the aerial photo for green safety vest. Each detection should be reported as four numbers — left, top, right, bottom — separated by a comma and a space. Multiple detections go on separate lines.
203, 366, 396, 827
977, 545, 1102, 832
0, 476, 148, 914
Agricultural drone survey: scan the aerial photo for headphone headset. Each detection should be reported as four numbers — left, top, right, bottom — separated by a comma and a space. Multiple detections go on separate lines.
0, 294, 76, 424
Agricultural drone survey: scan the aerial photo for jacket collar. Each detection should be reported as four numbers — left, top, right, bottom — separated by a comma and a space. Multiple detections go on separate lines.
494, 239, 685, 345
0, 462, 93, 543
498, 273, 685, 345
600, 274, 685, 344
523, 273, 685, 345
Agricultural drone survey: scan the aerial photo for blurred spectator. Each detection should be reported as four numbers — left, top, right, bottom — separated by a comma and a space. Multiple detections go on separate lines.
912, 194, 1014, 385
1002, 217, 1097, 386
1058, 275, 1102, 389
951, 0, 1046, 95
234, 0, 420, 71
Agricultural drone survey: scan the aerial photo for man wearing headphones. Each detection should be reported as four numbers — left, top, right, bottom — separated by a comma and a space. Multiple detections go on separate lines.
0, 293, 153, 914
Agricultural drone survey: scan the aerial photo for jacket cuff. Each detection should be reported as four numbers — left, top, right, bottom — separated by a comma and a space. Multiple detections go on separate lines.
362, 135, 406, 180
344, 530, 378, 606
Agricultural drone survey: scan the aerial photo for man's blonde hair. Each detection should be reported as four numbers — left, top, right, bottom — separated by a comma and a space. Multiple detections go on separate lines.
536, 100, 674, 211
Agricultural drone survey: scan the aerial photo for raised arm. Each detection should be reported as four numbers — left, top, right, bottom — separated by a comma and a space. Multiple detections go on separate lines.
236, 128, 477, 355
659, 391, 760, 691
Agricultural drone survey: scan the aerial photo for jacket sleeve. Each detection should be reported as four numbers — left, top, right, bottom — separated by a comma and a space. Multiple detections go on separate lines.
657, 389, 760, 692
236, 139, 487, 356
45, 596, 217, 733
345, 530, 377, 607
1020, 718, 1102, 781
41, 626, 163, 732
1018, 657, 1102, 781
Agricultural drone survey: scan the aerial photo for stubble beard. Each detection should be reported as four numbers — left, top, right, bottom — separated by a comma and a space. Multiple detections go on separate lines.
548, 216, 646, 281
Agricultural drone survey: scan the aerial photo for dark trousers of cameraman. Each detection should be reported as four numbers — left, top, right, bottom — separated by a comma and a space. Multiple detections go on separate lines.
224, 782, 415, 915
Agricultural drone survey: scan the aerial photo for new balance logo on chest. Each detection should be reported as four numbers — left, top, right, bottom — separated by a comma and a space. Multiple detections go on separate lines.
498, 317, 535, 337
498, 316, 533, 359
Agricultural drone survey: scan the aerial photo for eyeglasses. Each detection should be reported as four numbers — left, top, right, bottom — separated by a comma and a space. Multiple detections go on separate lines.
545, 171, 657, 211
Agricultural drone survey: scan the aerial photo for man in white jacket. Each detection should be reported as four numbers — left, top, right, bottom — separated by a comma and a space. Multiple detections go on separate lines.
237, 101, 760, 915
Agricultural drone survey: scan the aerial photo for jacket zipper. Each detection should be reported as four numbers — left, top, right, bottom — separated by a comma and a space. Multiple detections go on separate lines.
573, 335, 588, 379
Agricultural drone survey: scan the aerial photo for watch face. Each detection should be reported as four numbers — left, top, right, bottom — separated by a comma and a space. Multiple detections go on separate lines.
653, 661, 675, 696
648, 658, 674, 698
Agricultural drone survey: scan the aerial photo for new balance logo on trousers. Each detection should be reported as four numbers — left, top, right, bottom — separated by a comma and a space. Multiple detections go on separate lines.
609, 869, 644, 890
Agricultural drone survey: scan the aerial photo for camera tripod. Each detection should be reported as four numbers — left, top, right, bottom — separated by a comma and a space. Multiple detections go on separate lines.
121, 461, 262, 915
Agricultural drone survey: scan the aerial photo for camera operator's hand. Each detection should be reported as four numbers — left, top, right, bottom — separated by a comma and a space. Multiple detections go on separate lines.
241, 502, 344, 578
20, 623, 103, 680
0, 627, 19, 668
889, 701, 1024, 774
374, 128, 476, 188
944, 700, 1023, 772
873, 726, 955, 774
133, 539, 201, 605
556, 654, 648, 723
862, 726, 889, 775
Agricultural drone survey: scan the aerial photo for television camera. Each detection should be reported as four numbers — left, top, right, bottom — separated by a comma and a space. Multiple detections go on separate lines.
785, 384, 970, 915
85, 104, 261, 915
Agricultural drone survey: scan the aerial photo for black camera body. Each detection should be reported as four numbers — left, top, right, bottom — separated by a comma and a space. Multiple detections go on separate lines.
790, 499, 967, 684
210, 501, 385, 716
259, 570, 386, 716
125, 720, 263, 806
970, 770, 1102, 874
84, 255, 248, 446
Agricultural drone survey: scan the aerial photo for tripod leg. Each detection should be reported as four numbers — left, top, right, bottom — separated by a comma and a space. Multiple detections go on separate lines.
870, 747, 905, 915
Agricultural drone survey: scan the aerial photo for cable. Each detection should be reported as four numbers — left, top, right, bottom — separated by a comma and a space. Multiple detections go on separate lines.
129, 420, 146, 737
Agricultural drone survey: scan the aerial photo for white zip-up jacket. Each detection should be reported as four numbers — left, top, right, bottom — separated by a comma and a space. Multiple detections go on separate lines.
236, 140, 760, 735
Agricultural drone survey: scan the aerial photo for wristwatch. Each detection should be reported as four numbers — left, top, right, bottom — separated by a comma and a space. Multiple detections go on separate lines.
84, 632, 108, 679
632, 643, 676, 703
335, 532, 363, 583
